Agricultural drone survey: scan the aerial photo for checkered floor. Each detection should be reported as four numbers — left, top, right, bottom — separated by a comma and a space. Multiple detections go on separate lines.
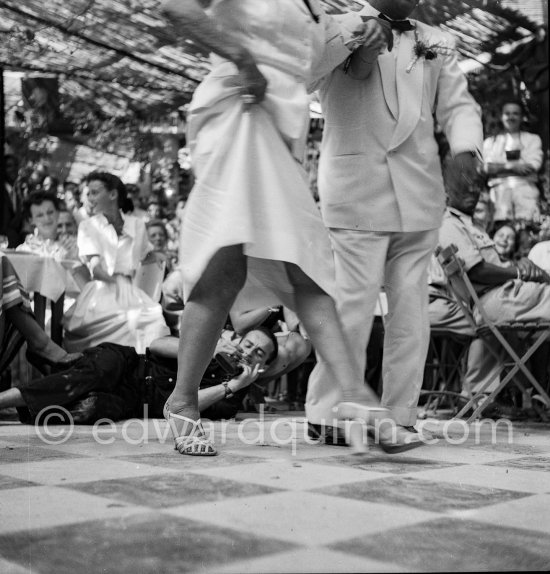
1, 411, 549, 573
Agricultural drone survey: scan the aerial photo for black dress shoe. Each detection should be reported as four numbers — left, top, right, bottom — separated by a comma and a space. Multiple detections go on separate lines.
367, 424, 424, 454
307, 423, 347, 446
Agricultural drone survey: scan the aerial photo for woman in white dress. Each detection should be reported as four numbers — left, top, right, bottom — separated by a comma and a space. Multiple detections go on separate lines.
63, 172, 170, 353
160, 0, 419, 456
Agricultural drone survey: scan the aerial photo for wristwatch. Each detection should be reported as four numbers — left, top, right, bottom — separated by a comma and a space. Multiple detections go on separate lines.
222, 382, 234, 399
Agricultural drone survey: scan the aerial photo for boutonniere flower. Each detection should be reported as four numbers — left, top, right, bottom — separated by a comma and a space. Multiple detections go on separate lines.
406, 30, 454, 73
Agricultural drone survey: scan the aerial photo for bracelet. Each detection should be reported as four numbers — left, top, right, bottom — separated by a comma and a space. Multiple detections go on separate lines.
516, 267, 522, 280
222, 382, 234, 399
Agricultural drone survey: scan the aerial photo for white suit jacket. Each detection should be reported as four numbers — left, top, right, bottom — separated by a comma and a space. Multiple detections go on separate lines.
318, 8, 483, 233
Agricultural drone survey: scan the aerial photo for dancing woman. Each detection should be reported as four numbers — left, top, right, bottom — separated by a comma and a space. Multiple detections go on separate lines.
160, 0, 421, 455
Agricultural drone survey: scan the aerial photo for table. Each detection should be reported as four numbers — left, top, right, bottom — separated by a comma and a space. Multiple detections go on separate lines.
2, 251, 83, 344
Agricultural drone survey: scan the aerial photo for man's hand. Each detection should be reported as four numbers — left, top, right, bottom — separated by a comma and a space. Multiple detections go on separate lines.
360, 16, 393, 52
451, 152, 480, 187
511, 163, 535, 176
516, 258, 550, 283
230, 363, 261, 392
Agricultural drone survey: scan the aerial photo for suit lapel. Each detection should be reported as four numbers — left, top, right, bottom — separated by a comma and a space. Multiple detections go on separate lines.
389, 29, 424, 150
377, 51, 398, 120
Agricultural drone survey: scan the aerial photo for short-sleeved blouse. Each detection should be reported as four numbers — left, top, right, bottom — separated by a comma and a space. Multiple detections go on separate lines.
78, 213, 151, 276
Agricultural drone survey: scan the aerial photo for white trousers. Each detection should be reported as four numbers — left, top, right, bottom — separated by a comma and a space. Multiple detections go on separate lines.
306, 229, 439, 426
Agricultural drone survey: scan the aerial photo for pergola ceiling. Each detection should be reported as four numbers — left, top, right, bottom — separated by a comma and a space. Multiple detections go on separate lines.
0, 0, 542, 117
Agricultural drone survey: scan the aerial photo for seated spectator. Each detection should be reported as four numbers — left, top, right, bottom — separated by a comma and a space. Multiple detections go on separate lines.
516, 221, 541, 259
528, 217, 550, 273
491, 221, 518, 266
0, 254, 81, 378
0, 327, 278, 425
483, 101, 543, 223
63, 171, 169, 353
429, 162, 550, 398
126, 184, 148, 220
61, 182, 81, 216
17, 191, 78, 261
42, 175, 60, 195
74, 182, 94, 225
146, 219, 178, 273
146, 199, 164, 222
57, 208, 78, 238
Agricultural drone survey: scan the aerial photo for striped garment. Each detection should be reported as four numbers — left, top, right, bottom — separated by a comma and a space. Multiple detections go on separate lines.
1, 255, 32, 376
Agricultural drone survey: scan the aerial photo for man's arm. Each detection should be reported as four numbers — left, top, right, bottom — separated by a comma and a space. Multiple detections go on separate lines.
198, 364, 260, 411
434, 33, 483, 182
469, 258, 550, 286
309, 11, 390, 90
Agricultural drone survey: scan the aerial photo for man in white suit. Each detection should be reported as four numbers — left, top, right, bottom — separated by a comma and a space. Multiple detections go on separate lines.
307, 0, 483, 439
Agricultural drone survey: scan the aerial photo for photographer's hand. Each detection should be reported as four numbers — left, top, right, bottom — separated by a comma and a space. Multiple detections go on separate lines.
230, 363, 261, 392
214, 337, 243, 360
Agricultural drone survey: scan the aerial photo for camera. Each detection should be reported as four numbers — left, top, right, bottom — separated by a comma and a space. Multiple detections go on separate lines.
505, 149, 521, 161
214, 352, 244, 377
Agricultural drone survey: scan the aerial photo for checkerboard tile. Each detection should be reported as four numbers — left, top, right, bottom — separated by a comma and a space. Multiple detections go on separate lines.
166, 491, 441, 545
186, 459, 388, 490
0, 457, 180, 486
455, 493, 550, 535
405, 463, 550, 493
0, 557, 30, 574
0, 486, 147, 534
332, 518, 550, 572
205, 548, 409, 573
66, 471, 283, 508
1, 417, 549, 573
0, 513, 293, 574
315, 475, 530, 513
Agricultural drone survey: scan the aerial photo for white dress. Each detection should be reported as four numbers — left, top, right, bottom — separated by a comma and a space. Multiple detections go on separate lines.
63, 213, 169, 353
180, 0, 361, 310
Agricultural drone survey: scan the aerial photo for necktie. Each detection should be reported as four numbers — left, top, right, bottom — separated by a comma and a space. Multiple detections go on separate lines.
378, 12, 414, 32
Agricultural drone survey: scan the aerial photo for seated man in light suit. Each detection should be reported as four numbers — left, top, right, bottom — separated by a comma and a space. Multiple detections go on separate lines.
308, 0, 483, 440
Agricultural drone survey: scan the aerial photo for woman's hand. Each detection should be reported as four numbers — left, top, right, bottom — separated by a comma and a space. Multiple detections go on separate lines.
58, 234, 77, 256
236, 53, 268, 109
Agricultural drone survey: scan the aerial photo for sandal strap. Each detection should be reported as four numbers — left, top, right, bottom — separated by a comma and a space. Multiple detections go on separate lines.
164, 407, 217, 456
174, 434, 216, 456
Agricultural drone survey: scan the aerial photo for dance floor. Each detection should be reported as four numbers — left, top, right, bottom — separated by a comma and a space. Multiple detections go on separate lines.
1, 412, 549, 573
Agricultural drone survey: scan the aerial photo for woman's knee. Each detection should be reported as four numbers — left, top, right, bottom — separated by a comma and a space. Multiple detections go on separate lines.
192, 246, 247, 301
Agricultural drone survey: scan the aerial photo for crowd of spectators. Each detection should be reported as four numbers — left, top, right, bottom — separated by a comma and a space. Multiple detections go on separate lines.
1, 92, 549, 422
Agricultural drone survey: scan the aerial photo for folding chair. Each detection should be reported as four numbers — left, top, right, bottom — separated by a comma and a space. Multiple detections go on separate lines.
420, 328, 472, 418
436, 244, 550, 422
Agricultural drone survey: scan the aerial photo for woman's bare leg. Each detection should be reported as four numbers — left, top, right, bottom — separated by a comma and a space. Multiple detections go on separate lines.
0, 388, 25, 410
6, 306, 68, 362
286, 264, 423, 453
285, 263, 377, 403
166, 245, 247, 432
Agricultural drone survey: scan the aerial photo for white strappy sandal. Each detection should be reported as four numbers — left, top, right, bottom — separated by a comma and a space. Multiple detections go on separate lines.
163, 405, 217, 456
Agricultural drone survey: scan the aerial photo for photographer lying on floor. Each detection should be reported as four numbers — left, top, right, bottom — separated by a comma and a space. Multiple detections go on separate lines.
0, 326, 280, 424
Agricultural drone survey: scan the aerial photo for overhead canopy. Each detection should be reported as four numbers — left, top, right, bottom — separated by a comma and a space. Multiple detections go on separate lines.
0, 0, 545, 117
